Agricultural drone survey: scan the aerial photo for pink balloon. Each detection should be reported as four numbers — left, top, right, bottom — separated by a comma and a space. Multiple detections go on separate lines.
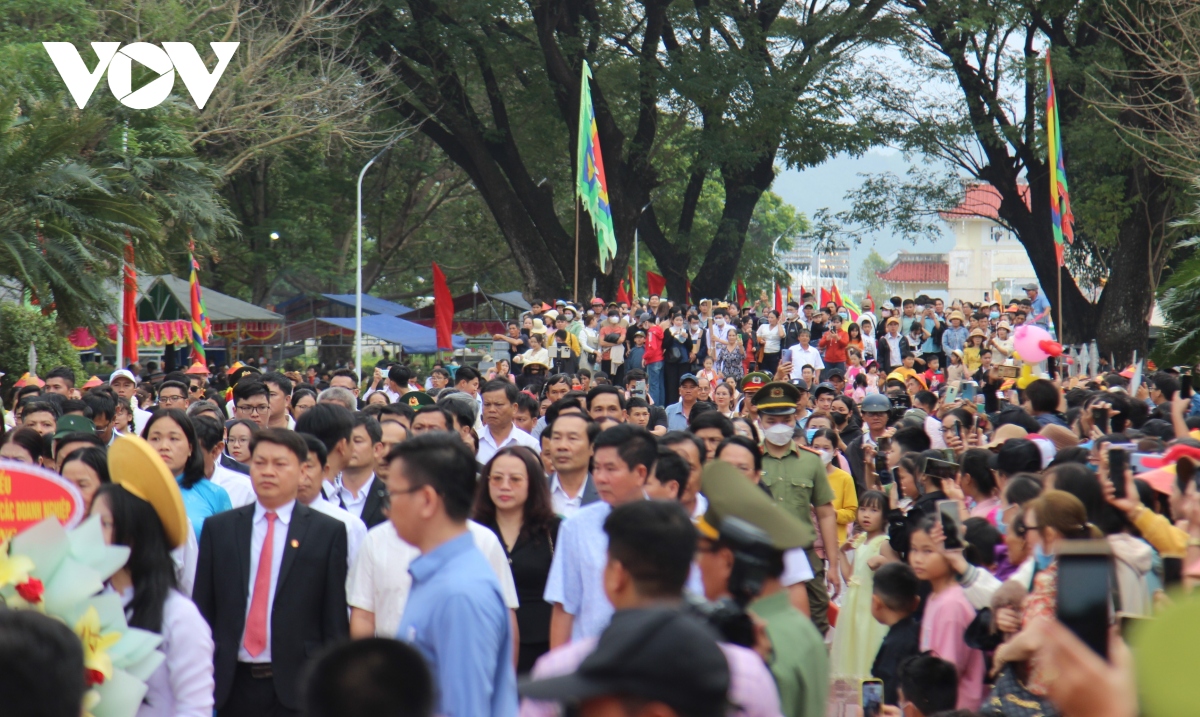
1013, 324, 1055, 363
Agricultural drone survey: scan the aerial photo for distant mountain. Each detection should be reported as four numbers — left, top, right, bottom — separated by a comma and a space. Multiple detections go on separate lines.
773, 150, 957, 291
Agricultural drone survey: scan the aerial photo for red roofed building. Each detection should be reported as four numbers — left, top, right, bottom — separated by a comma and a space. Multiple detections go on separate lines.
876, 252, 949, 297
941, 182, 1039, 303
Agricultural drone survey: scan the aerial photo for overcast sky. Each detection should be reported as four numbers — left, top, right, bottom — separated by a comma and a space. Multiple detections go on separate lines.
772, 149, 958, 293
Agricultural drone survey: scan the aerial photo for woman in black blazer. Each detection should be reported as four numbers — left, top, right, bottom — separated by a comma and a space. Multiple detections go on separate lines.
472, 445, 562, 673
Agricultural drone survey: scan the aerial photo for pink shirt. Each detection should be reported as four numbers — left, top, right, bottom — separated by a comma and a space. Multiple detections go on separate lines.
521, 633, 783, 717
919, 584, 985, 711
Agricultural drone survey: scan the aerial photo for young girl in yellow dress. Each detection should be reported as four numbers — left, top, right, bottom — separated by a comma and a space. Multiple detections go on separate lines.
830, 490, 895, 681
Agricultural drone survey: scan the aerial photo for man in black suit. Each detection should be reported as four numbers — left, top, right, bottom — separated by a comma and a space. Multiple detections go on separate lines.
194, 428, 350, 717
330, 413, 389, 528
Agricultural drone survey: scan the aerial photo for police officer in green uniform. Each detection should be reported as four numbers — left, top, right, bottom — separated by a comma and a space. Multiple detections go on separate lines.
696, 460, 829, 717
752, 381, 841, 634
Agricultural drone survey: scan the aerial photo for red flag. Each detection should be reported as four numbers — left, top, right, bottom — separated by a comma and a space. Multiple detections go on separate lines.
774, 283, 783, 314
123, 240, 139, 363
627, 266, 635, 297
819, 286, 832, 307
736, 278, 747, 308
865, 291, 875, 312
685, 280, 692, 305
831, 282, 844, 308
799, 285, 806, 301
786, 286, 794, 305
646, 271, 666, 297
432, 262, 453, 350
616, 280, 629, 304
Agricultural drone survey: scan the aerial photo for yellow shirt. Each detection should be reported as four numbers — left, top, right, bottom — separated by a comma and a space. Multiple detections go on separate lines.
827, 466, 858, 544
963, 346, 982, 372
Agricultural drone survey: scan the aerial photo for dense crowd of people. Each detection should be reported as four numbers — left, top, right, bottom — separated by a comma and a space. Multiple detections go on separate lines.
3, 285, 1197, 717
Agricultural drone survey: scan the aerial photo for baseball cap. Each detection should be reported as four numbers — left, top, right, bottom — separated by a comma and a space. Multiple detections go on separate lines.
679, 373, 699, 386
1022, 283, 1039, 291
54, 414, 96, 439
519, 608, 730, 717
109, 369, 138, 385
861, 393, 892, 413
813, 382, 838, 398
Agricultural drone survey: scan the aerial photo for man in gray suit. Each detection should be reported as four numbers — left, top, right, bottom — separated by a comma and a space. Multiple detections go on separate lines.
545, 412, 600, 518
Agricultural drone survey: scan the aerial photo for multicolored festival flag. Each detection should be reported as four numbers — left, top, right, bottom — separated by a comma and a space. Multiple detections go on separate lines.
1046, 54, 1075, 267
576, 60, 617, 273
188, 242, 210, 368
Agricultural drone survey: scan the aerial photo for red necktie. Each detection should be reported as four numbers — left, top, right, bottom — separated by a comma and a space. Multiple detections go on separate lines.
243, 512, 277, 657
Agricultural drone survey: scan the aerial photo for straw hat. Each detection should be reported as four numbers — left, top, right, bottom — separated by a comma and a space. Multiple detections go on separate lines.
108, 435, 189, 549
530, 318, 548, 335
949, 310, 966, 323
985, 423, 1029, 449
1039, 424, 1079, 453
968, 328, 987, 340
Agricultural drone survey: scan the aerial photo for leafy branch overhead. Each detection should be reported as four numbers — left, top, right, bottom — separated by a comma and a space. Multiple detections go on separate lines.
354, 0, 897, 300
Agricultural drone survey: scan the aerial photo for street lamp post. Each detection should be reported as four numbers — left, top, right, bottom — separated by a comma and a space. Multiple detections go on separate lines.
634, 202, 651, 299
355, 138, 403, 378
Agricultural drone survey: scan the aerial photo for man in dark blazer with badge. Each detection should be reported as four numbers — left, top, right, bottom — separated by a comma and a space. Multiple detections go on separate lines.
194, 428, 349, 717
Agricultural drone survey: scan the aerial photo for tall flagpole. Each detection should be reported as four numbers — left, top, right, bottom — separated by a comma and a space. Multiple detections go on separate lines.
574, 198, 580, 304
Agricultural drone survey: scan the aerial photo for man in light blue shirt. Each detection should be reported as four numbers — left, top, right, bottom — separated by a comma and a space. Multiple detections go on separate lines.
544, 423, 657, 644
665, 374, 701, 431
389, 432, 517, 717
1025, 283, 1052, 329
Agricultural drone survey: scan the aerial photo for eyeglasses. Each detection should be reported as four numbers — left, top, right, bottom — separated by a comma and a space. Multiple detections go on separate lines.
159, 395, 186, 405
189, 385, 204, 393
382, 485, 425, 506
236, 404, 269, 415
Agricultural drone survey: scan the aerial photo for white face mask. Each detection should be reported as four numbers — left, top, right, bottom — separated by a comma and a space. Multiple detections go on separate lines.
715, 318, 726, 327
786, 311, 797, 319
609, 316, 619, 324
763, 423, 794, 446
818, 449, 834, 465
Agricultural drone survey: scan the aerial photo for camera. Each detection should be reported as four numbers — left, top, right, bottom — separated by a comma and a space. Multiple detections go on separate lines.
685, 516, 776, 648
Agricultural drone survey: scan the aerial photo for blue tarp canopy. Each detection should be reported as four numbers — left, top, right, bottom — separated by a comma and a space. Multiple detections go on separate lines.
322, 315, 465, 354
321, 293, 414, 316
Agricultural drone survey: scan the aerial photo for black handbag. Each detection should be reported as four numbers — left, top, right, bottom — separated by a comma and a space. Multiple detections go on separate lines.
978, 664, 1058, 717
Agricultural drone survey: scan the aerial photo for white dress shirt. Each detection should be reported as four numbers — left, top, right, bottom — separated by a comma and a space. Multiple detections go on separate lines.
210, 463, 256, 508
133, 406, 153, 437
171, 517, 199, 597
788, 343, 825, 378
238, 500, 295, 663
550, 473, 590, 519
346, 520, 519, 638
334, 473, 376, 519
307, 495, 367, 564
476, 424, 541, 465
122, 588, 215, 717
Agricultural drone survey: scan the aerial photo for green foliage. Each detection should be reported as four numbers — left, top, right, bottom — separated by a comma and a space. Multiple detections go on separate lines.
857, 249, 891, 303
0, 302, 84, 389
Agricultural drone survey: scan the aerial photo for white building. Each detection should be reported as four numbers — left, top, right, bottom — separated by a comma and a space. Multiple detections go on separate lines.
778, 240, 850, 297
940, 183, 1040, 303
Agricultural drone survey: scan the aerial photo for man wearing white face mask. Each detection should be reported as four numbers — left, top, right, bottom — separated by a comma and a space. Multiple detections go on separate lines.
752, 381, 842, 637
783, 300, 804, 348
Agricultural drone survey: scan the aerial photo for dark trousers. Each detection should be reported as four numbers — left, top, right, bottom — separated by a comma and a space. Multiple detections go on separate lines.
805, 547, 830, 635
219, 663, 300, 717
760, 351, 781, 375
